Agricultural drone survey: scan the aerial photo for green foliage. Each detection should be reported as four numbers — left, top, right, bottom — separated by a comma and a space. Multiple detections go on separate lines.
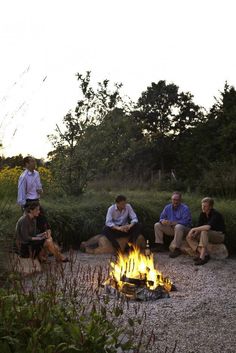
77, 108, 143, 176
46, 73, 236, 196
134, 80, 204, 172
176, 82, 236, 189
43, 191, 236, 253
199, 161, 236, 198
48, 72, 127, 196
136, 81, 203, 137
0, 155, 44, 169
0, 271, 137, 353
0, 191, 235, 253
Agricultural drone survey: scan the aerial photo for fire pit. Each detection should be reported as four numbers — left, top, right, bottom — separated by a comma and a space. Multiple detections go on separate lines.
104, 245, 174, 301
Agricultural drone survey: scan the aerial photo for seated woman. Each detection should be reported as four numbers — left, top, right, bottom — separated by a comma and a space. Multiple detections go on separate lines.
16, 201, 68, 262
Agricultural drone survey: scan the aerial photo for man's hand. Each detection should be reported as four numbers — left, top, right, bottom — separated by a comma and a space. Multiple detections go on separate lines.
33, 232, 47, 241
45, 229, 51, 239
161, 219, 171, 226
188, 228, 199, 238
37, 189, 43, 195
119, 225, 129, 232
42, 232, 48, 239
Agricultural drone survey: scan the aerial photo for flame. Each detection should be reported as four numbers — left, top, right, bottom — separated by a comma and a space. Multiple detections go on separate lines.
109, 245, 172, 292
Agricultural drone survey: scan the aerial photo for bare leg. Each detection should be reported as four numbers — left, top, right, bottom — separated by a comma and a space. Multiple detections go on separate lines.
43, 236, 67, 262
38, 248, 48, 262
200, 246, 207, 259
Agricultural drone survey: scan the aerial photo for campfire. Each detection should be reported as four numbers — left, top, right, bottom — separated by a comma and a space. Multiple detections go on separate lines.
104, 245, 174, 301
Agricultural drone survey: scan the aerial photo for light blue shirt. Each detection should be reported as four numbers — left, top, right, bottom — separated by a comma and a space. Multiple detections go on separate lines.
105, 203, 138, 227
160, 203, 192, 227
17, 169, 42, 206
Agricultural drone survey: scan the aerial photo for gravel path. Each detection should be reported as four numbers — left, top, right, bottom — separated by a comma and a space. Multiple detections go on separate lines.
71, 251, 236, 353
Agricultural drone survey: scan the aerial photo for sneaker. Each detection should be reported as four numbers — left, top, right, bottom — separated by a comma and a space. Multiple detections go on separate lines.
151, 244, 166, 253
169, 248, 182, 258
194, 255, 210, 266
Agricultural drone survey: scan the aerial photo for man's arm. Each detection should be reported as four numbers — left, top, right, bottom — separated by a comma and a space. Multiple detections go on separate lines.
19, 219, 45, 243
160, 206, 170, 224
35, 172, 43, 195
17, 175, 27, 206
188, 224, 211, 237
105, 206, 115, 228
127, 204, 138, 229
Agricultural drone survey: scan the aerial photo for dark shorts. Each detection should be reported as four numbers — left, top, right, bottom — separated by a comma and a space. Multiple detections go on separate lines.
19, 238, 46, 258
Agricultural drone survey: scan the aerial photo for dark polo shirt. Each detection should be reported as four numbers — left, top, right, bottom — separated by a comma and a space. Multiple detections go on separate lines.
198, 208, 225, 233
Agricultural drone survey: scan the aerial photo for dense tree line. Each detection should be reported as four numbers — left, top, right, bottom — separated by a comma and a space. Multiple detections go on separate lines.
2, 72, 235, 197
0, 154, 44, 169
47, 72, 236, 197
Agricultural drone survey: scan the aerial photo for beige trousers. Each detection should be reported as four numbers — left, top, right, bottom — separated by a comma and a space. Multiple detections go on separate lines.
186, 230, 225, 252
154, 222, 190, 249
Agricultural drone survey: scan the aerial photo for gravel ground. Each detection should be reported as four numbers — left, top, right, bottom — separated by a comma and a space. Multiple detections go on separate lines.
68, 251, 236, 353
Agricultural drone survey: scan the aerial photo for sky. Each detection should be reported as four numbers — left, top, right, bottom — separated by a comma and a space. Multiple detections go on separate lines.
0, 0, 235, 159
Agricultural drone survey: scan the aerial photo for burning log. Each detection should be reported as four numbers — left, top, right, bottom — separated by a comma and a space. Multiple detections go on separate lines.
103, 245, 174, 301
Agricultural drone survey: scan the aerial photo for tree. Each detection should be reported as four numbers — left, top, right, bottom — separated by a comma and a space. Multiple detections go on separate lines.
77, 108, 143, 178
176, 82, 236, 184
208, 82, 236, 159
135, 80, 204, 172
48, 111, 89, 195
48, 72, 128, 195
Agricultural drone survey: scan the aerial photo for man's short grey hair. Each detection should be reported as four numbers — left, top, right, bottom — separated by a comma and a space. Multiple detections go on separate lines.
201, 197, 214, 207
172, 191, 182, 198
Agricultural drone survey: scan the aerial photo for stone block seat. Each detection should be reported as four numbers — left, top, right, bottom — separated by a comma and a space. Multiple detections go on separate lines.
81, 234, 146, 254
8, 250, 42, 275
170, 240, 229, 260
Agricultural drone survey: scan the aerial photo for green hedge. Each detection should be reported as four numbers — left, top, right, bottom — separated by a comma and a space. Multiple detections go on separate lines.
43, 191, 236, 253
1, 191, 235, 253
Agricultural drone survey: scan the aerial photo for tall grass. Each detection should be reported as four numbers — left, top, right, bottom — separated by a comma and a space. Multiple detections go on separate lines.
0, 190, 235, 257
1, 253, 162, 353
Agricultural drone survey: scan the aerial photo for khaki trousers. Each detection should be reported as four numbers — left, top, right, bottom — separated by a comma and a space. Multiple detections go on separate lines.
186, 230, 225, 252
154, 222, 190, 249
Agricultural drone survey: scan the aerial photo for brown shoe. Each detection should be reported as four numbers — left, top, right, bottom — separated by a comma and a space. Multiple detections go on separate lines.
61, 257, 69, 263
193, 254, 200, 262
151, 244, 166, 253
194, 255, 210, 266
56, 257, 69, 263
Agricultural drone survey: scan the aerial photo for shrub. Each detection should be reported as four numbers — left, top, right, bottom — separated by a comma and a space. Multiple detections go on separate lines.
42, 191, 236, 253
0, 261, 144, 353
199, 161, 236, 198
0, 191, 235, 254
0, 166, 54, 201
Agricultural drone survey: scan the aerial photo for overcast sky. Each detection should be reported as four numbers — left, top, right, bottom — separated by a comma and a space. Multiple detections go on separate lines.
0, 0, 235, 159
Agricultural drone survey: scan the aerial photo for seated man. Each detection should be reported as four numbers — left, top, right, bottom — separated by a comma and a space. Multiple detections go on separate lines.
186, 197, 225, 265
16, 201, 68, 262
154, 191, 192, 258
101, 195, 142, 253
